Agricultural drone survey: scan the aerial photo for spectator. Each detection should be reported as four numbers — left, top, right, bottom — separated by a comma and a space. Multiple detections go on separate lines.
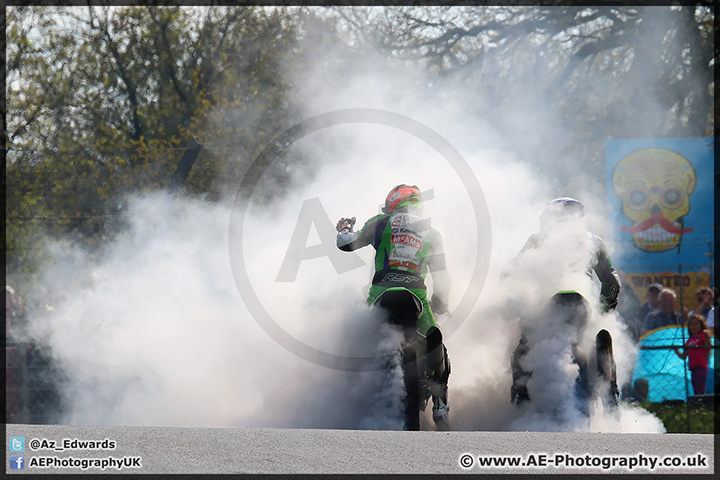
690, 286, 713, 319
618, 283, 660, 399
691, 286, 714, 336
690, 286, 714, 318
640, 288, 685, 336
622, 283, 662, 343
638, 283, 663, 322
673, 313, 712, 396
625, 378, 649, 403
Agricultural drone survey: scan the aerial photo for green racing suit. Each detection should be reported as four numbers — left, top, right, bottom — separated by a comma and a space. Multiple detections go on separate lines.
336, 211, 451, 334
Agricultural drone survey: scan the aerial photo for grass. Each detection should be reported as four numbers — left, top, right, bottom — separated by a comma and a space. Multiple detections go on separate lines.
640, 398, 717, 433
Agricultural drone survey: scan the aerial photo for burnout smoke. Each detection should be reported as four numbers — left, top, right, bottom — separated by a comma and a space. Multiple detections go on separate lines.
18, 7, 669, 433
357, 322, 407, 430
26, 193, 415, 429
228, 108, 491, 371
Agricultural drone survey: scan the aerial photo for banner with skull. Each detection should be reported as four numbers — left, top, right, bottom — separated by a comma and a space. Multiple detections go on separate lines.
605, 137, 714, 307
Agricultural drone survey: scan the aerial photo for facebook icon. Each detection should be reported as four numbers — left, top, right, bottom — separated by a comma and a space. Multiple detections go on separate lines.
10, 455, 25, 470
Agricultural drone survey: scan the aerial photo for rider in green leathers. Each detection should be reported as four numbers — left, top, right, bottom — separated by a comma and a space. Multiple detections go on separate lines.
336, 184, 451, 429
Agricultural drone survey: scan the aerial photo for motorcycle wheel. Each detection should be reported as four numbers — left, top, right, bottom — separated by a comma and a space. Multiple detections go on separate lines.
402, 341, 421, 431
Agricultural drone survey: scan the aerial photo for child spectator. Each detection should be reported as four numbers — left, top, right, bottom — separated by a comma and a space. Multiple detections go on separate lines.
673, 313, 712, 395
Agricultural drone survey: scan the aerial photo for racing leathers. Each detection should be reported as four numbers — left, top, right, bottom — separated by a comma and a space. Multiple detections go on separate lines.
337, 211, 450, 333
336, 209, 451, 428
517, 230, 621, 311
509, 228, 622, 411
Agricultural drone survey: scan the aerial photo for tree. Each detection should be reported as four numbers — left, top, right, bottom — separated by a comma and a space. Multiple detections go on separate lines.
328, 5, 714, 192
7, 5, 714, 291
5, 6, 308, 290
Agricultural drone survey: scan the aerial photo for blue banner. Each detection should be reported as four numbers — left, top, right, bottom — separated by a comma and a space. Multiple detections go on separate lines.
606, 138, 714, 302
606, 137, 714, 268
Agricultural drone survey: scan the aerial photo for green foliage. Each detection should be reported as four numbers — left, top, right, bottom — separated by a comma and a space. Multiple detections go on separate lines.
641, 400, 716, 434
6, 6, 308, 291
5, 6, 715, 294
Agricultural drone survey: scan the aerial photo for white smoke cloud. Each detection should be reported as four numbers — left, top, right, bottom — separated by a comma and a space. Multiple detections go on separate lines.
21, 8, 666, 433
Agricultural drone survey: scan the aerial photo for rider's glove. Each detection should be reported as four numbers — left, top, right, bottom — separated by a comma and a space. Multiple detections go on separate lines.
600, 285, 619, 313
336, 217, 356, 234
600, 296, 618, 313
430, 294, 448, 315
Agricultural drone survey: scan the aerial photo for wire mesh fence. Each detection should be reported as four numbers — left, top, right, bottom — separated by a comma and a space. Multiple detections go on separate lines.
628, 327, 716, 402
620, 335, 716, 433
633, 345, 716, 401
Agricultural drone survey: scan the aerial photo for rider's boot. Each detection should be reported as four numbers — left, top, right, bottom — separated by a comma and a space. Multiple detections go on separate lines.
426, 326, 451, 431
596, 329, 620, 417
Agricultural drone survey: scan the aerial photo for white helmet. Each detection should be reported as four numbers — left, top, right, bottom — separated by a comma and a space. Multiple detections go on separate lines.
540, 197, 585, 226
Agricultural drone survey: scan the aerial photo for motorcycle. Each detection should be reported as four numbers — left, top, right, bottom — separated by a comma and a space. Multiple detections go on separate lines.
375, 288, 449, 431
510, 291, 619, 424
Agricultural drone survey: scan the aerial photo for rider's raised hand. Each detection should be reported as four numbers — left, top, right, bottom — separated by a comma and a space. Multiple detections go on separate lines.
336, 217, 356, 233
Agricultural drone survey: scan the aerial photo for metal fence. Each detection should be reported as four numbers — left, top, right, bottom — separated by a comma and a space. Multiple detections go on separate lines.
630, 344, 716, 402
621, 341, 716, 433
627, 328, 717, 403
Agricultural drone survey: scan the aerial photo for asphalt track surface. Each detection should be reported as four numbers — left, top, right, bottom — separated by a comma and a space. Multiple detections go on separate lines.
5, 424, 715, 475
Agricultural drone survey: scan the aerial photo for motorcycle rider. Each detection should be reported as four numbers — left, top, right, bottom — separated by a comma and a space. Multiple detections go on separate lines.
336, 184, 452, 430
507, 197, 621, 413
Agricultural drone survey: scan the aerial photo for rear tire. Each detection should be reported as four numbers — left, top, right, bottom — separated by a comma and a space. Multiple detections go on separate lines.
402, 342, 421, 431
375, 289, 424, 430
573, 344, 591, 418
595, 329, 619, 415
510, 335, 531, 405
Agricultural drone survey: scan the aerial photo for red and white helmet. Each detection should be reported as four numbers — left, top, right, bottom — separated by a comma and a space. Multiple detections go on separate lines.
382, 184, 423, 214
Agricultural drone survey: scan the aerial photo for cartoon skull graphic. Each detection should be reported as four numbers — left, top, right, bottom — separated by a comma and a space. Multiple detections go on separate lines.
612, 148, 697, 253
